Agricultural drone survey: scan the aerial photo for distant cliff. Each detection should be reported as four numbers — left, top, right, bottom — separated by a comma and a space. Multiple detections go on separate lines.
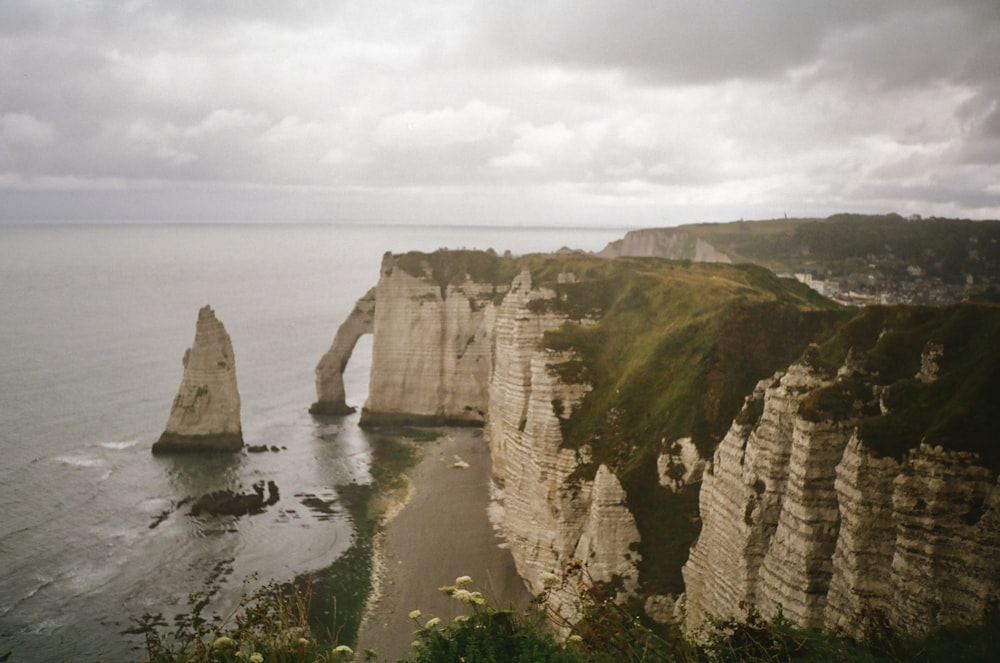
600, 214, 1000, 306
318, 247, 1000, 638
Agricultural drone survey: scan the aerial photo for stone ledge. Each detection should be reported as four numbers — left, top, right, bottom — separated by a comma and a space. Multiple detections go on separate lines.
309, 400, 358, 416
358, 409, 484, 429
152, 431, 244, 454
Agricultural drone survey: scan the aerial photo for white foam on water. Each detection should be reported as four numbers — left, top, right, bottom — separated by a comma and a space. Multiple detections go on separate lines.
99, 439, 138, 450
53, 455, 106, 469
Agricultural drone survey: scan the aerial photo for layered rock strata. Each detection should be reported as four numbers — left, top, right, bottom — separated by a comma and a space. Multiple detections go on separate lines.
486, 270, 640, 620
360, 252, 506, 426
682, 360, 1000, 637
311, 287, 376, 415
154, 306, 243, 453
598, 229, 731, 263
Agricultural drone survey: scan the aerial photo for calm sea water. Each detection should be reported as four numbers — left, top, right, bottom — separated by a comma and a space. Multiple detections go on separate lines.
0, 222, 625, 662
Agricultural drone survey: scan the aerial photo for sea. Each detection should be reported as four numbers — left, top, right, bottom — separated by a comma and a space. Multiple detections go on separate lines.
0, 221, 627, 662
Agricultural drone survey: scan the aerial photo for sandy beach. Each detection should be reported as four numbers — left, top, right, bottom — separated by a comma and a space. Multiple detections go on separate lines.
356, 428, 531, 662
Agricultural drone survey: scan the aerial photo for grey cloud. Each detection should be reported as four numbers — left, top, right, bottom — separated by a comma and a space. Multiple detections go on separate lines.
470, 1, 894, 82
1, 0, 999, 223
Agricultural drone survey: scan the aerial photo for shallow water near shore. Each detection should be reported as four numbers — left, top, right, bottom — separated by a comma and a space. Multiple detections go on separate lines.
0, 221, 624, 661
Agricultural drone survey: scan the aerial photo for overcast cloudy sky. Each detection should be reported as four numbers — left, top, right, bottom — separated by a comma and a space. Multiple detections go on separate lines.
1, 1, 999, 226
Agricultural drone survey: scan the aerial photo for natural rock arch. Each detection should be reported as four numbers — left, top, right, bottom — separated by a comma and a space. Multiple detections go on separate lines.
310, 287, 376, 415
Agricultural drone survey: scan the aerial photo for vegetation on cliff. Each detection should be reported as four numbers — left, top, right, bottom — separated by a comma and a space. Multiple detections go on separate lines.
517, 255, 851, 596
800, 302, 1000, 473
608, 213, 1000, 286
136, 568, 1000, 662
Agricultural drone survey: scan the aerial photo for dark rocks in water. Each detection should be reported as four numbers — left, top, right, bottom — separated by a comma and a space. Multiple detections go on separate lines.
153, 431, 244, 455
246, 444, 282, 453
188, 481, 279, 517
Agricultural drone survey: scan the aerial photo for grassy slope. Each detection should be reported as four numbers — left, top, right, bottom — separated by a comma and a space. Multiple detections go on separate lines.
645, 213, 1000, 283
520, 255, 850, 595
385, 248, 1000, 594
803, 303, 1000, 473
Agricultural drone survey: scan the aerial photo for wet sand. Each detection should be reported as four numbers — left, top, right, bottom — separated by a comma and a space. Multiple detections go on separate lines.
356, 428, 531, 661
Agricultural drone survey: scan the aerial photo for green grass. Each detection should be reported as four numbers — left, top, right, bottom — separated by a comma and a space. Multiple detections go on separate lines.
797, 303, 1000, 473
635, 213, 1000, 284
507, 256, 850, 595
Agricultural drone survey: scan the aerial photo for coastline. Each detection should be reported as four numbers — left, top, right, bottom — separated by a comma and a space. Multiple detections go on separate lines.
356, 428, 531, 662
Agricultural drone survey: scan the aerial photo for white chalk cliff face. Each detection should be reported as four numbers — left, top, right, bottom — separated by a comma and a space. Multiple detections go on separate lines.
598, 229, 731, 263
361, 253, 505, 426
486, 269, 640, 617
153, 305, 243, 453
311, 287, 375, 415
682, 360, 1000, 637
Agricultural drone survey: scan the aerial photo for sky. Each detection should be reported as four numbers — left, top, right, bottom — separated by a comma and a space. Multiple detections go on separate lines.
1, 0, 999, 227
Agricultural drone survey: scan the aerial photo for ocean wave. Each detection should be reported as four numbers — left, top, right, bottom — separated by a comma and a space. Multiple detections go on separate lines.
53, 455, 106, 469
99, 439, 139, 450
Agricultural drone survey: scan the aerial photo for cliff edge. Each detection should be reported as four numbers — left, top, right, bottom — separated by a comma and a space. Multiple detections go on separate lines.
683, 304, 1000, 637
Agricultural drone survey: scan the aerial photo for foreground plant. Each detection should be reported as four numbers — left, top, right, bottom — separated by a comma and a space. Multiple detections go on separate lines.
130, 575, 353, 662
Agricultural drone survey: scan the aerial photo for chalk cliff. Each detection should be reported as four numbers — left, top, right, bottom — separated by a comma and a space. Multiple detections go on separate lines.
598, 228, 731, 263
683, 306, 1000, 637
360, 251, 512, 426
311, 287, 376, 415
326, 245, 1000, 639
485, 268, 640, 625
153, 305, 243, 453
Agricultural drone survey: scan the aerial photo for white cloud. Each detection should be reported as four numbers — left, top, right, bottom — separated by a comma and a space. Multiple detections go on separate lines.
0, 0, 998, 222
374, 100, 509, 150
1, 112, 55, 147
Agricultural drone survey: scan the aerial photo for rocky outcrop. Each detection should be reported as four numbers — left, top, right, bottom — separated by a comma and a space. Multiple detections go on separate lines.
153, 306, 243, 453
360, 252, 507, 427
597, 228, 731, 263
486, 269, 640, 617
682, 359, 1000, 637
311, 287, 376, 415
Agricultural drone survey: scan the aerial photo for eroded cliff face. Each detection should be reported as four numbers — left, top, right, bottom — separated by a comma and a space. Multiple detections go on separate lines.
360, 252, 507, 426
598, 228, 731, 263
311, 287, 375, 415
154, 305, 243, 453
682, 356, 1000, 637
486, 269, 640, 620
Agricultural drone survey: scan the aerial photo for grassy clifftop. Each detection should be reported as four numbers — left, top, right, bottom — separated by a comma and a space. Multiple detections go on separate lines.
607, 213, 1000, 285
520, 255, 851, 594
803, 302, 1000, 473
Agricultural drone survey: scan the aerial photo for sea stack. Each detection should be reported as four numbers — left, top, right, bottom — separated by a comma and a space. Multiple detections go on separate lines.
153, 305, 244, 454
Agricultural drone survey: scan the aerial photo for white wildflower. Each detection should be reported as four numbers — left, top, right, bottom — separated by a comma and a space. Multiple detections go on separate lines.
455, 575, 473, 587
425, 617, 441, 629
211, 636, 235, 650
333, 644, 353, 655
408, 609, 422, 620
249, 653, 264, 663
568, 634, 583, 643
540, 572, 560, 587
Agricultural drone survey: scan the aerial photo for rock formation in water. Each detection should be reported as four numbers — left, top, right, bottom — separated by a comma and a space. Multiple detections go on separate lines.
153, 305, 243, 453
311, 287, 376, 415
